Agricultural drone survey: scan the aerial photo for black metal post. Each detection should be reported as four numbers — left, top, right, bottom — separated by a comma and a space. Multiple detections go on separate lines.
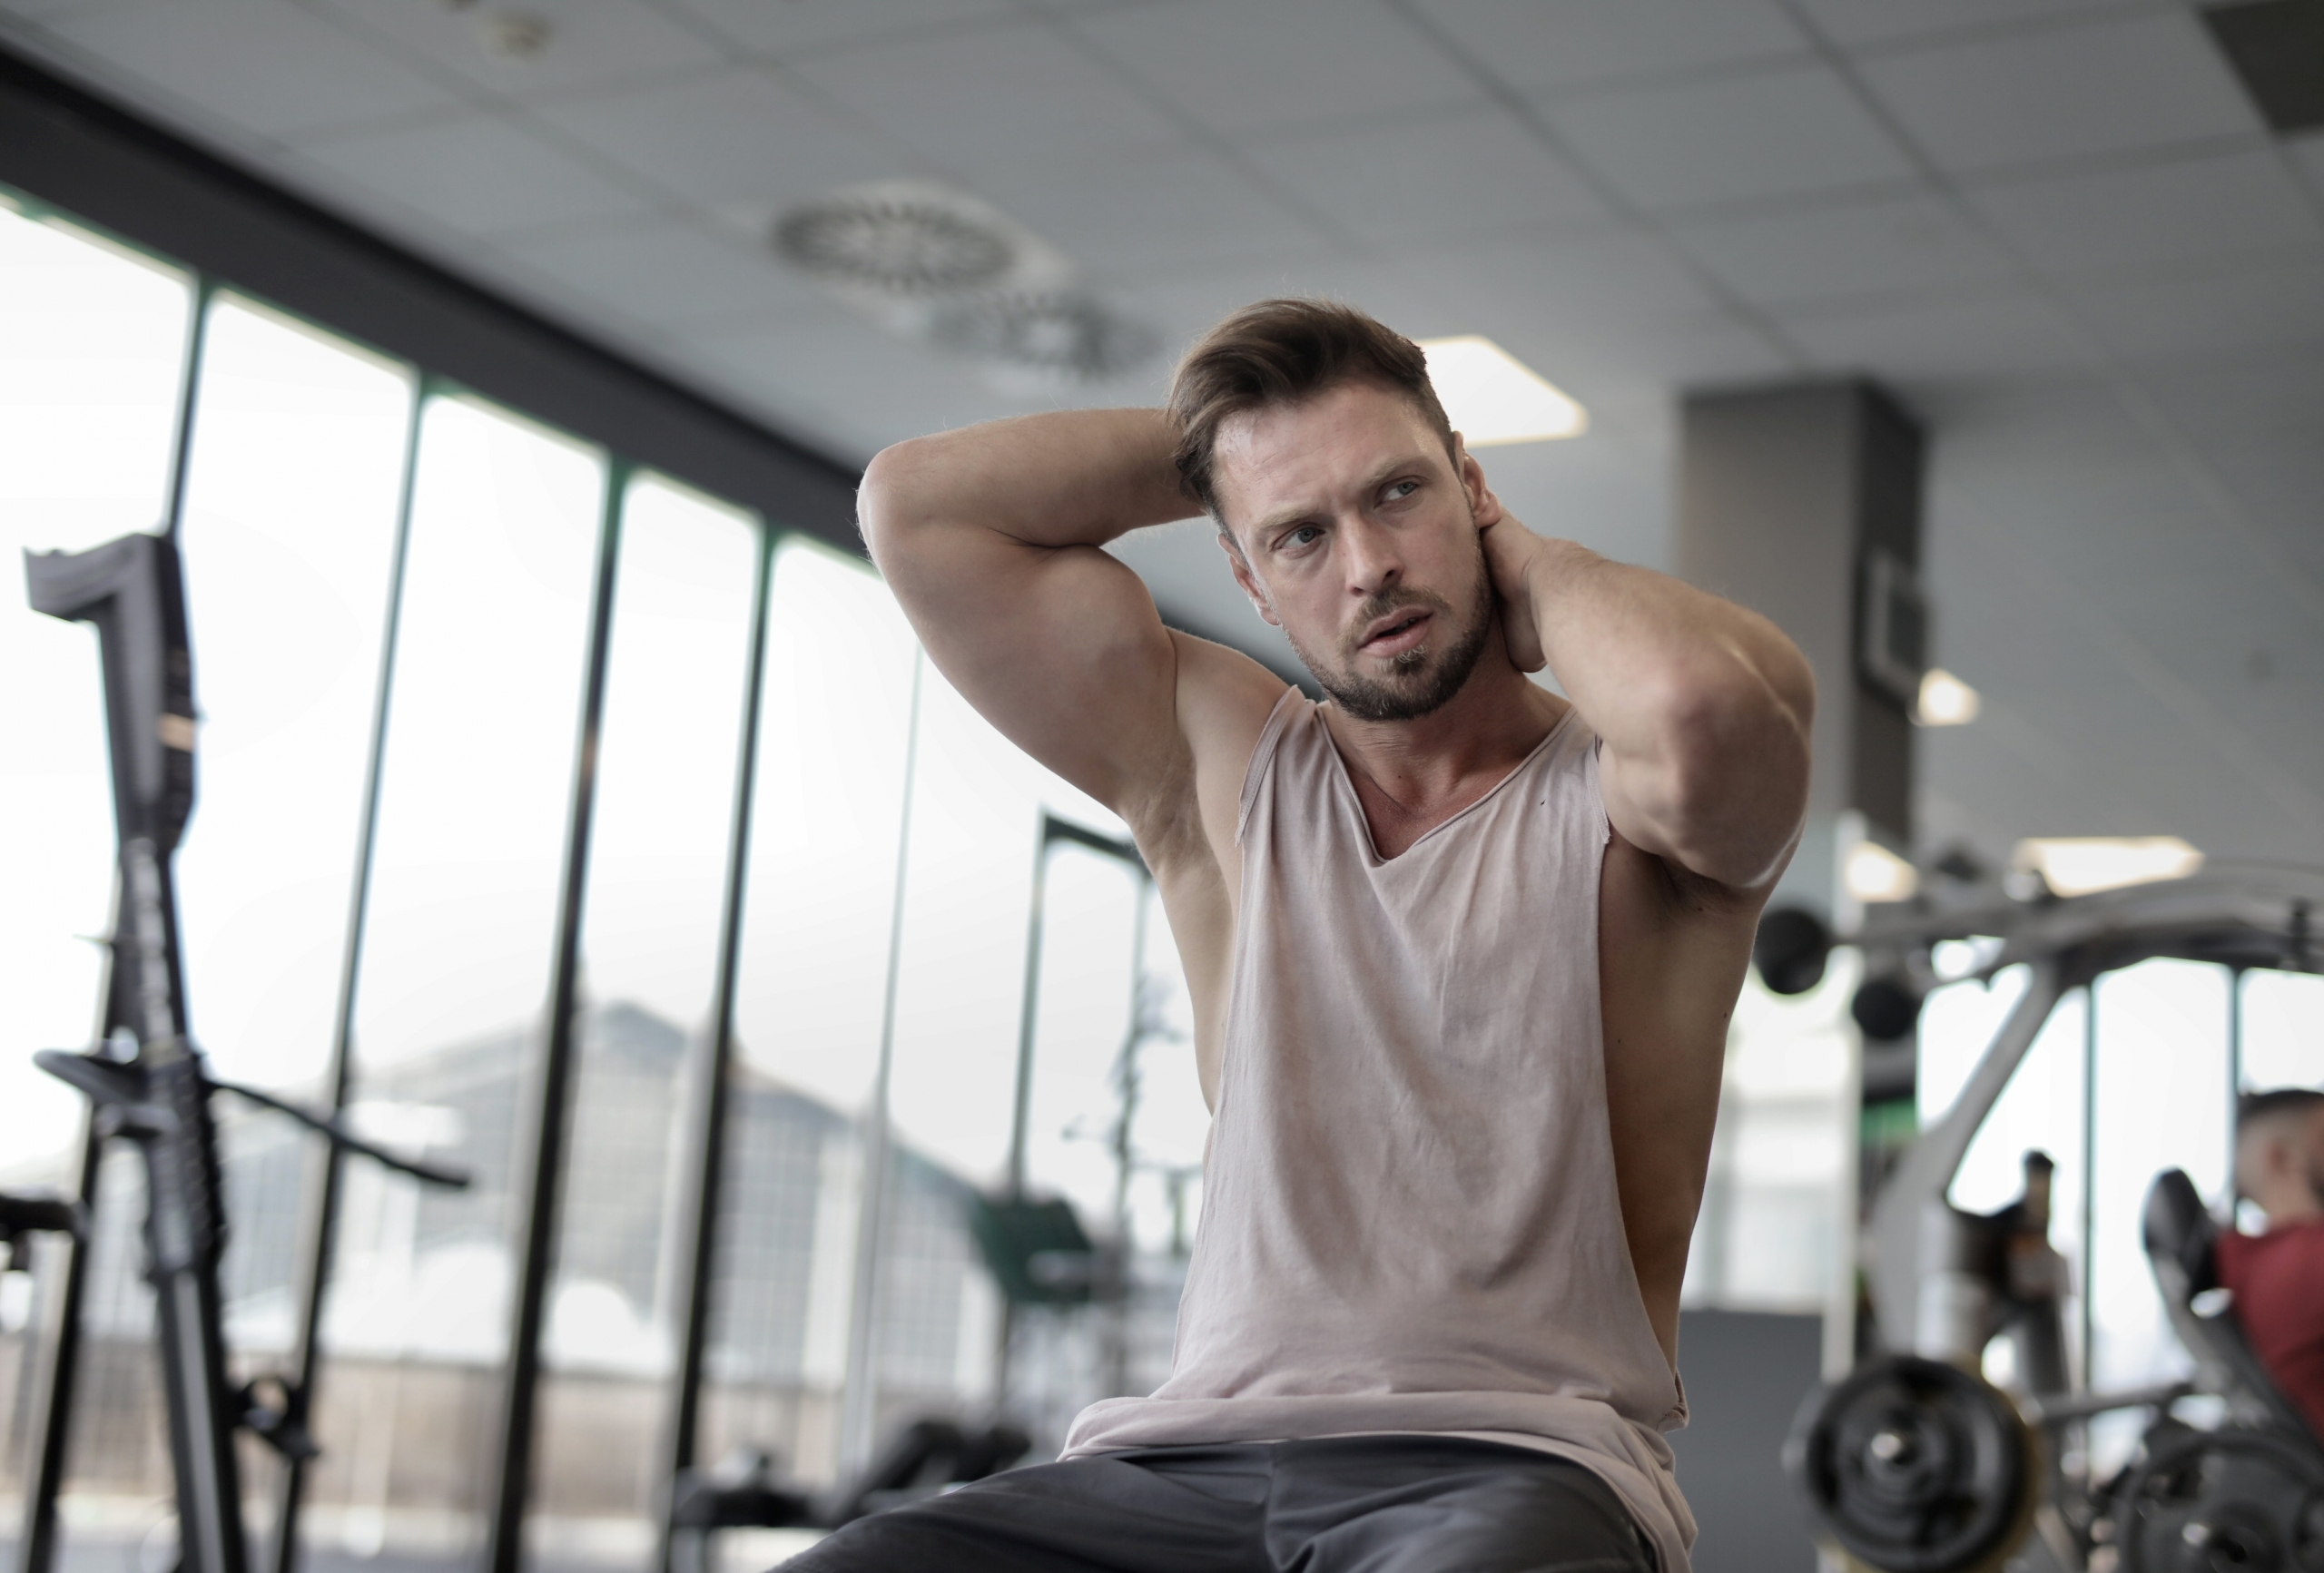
480, 464, 628, 1573
653, 522, 776, 1573
267, 374, 427, 1573
12, 1112, 103, 1573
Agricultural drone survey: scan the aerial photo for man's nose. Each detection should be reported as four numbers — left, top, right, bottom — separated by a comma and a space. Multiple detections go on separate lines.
1341, 514, 1403, 595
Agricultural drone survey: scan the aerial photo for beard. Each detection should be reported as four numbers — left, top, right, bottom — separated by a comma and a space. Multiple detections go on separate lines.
1283, 535, 1496, 723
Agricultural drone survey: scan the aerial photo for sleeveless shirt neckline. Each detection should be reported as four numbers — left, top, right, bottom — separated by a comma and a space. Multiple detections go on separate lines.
1315, 699, 1581, 866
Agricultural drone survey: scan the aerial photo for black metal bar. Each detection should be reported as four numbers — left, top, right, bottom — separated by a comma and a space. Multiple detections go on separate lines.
2080, 984, 2098, 1392
654, 518, 777, 1573
480, 461, 629, 1573
12, 1111, 103, 1573
158, 280, 212, 543
268, 371, 423, 1573
1042, 815, 1142, 870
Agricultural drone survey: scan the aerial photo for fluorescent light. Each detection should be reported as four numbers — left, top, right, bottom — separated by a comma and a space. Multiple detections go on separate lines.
1846, 841, 1920, 903
2013, 836, 2204, 898
1915, 668, 1980, 726
1417, 337, 1587, 446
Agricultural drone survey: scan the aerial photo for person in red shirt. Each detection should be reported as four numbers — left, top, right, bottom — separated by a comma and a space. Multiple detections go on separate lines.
2215, 1087, 2324, 1440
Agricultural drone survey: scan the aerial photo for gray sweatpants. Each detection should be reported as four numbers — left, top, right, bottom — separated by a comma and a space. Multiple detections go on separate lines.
778, 1435, 1656, 1573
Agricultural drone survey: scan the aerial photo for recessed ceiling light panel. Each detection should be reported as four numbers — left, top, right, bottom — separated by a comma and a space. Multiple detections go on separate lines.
1845, 840, 1919, 903
1416, 336, 1587, 446
1915, 668, 1980, 726
2012, 836, 2204, 898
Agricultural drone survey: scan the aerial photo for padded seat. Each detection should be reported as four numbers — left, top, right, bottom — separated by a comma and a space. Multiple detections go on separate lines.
2142, 1168, 2319, 1442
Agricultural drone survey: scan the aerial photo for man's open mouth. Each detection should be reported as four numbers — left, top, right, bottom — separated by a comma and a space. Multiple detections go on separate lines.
1358, 610, 1433, 658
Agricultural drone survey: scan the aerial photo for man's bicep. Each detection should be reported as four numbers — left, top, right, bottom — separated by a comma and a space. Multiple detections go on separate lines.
882, 523, 1180, 810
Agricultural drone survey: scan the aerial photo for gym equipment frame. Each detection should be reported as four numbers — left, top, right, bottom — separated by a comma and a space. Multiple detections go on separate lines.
1760, 865, 2324, 1573
10, 532, 468, 1573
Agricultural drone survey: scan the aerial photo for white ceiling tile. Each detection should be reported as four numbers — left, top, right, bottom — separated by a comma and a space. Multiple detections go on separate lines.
676, 308, 1030, 461
810, 19, 1180, 178
1856, 13, 2260, 173
1072, 0, 1478, 139
505, 221, 827, 326
1967, 146, 2324, 279
309, 0, 724, 99
665, 0, 1022, 56
41, 0, 460, 134
2067, 260, 2324, 363
1780, 286, 2086, 380
1407, 0, 1809, 90
1421, 226, 1720, 328
2129, 352, 2324, 447
526, 67, 898, 209
1794, 0, 2136, 48
1671, 191, 2014, 307
978, 144, 1324, 278
1245, 104, 1609, 245
1542, 63, 1917, 209
299, 113, 649, 234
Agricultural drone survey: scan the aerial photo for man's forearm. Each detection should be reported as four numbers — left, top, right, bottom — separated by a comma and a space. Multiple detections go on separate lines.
1528, 541, 1808, 745
860, 408, 1193, 557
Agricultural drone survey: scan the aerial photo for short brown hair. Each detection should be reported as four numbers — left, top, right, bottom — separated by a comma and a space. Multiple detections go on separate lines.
1167, 299, 1454, 527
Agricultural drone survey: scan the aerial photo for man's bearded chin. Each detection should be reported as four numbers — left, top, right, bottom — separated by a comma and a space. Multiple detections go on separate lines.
1284, 555, 1496, 723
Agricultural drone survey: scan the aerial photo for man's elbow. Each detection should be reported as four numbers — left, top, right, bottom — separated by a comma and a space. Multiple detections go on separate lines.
1660, 676, 1813, 889
856, 439, 933, 569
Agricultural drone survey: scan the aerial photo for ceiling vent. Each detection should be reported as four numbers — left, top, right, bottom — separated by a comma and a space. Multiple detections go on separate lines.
773, 192, 1016, 295
771, 181, 1156, 386
931, 291, 1158, 381
2202, 0, 2324, 134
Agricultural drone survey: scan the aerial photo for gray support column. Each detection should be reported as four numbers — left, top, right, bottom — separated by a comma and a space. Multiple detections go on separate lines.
1676, 380, 1926, 921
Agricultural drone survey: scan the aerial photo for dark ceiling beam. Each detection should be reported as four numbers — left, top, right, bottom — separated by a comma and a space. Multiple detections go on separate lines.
0, 43, 863, 552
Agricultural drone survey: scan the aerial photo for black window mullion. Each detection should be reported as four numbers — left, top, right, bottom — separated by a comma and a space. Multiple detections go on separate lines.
265, 369, 428, 1573
655, 516, 779, 1573
482, 457, 630, 1573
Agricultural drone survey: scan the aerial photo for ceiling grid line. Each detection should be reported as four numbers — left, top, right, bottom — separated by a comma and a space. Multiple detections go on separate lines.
1376, 0, 1813, 379
1772, 0, 2324, 635
1028, 0, 1374, 262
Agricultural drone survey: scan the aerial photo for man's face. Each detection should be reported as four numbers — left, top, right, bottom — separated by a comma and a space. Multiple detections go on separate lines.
1211, 381, 1497, 723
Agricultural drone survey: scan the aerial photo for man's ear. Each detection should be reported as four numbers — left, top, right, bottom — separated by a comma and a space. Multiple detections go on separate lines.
1455, 437, 1505, 528
1216, 530, 1283, 627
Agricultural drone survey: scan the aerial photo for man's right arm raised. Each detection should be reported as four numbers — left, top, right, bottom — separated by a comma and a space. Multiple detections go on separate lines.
858, 408, 1266, 831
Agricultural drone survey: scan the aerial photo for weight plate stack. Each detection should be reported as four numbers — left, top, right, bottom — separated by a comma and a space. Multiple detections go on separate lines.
1787, 1354, 2035, 1573
2112, 1426, 2324, 1573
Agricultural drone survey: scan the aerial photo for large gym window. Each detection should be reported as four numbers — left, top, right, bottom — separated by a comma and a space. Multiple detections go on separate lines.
0, 189, 1197, 1572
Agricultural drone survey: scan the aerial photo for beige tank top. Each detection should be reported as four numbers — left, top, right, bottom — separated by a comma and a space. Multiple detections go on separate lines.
1062, 691, 1696, 1571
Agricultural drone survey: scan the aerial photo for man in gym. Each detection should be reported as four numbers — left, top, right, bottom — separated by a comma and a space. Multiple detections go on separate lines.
795, 300, 1814, 1572
2220, 1087, 2324, 1438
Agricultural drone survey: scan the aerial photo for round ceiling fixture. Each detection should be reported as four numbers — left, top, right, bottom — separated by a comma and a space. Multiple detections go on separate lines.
773, 193, 1017, 295
931, 291, 1157, 381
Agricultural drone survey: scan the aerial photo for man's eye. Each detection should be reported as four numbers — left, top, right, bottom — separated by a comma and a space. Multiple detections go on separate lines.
1285, 526, 1323, 547
1384, 480, 1419, 501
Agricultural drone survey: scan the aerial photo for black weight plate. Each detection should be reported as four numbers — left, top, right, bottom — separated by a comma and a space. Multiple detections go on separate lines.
1787, 1354, 2034, 1573
2112, 1426, 2324, 1573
